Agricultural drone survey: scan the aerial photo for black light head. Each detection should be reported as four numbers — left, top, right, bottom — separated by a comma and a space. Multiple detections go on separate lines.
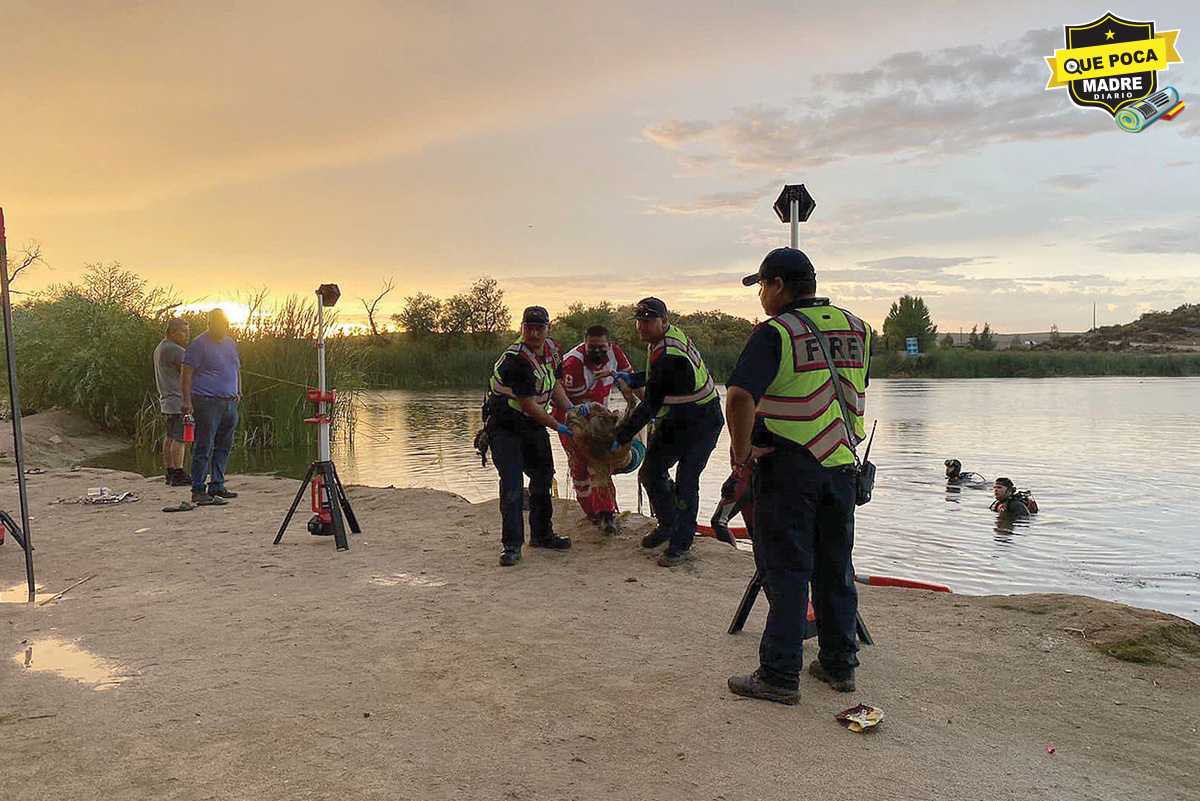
316, 284, 341, 308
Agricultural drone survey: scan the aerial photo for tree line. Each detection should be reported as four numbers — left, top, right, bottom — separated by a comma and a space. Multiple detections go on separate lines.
386, 276, 753, 354
881, 294, 997, 352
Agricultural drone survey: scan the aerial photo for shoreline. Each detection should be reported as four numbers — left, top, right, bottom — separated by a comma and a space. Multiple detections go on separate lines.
1, 467, 1197, 799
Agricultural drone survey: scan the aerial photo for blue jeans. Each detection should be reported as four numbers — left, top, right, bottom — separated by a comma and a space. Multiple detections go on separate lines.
639, 400, 723, 554
489, 421, 555, 549
191, 396, 239, 493
752, 442, 859, 690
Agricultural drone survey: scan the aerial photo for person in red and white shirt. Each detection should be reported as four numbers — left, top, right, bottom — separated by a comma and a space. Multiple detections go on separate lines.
553, 325, 634, 533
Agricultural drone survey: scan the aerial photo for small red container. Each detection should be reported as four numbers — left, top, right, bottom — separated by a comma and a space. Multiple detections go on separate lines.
183, 414, 195, 443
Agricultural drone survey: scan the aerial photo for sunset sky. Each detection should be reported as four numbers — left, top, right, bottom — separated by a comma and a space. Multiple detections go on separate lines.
2, 0, 1196, 333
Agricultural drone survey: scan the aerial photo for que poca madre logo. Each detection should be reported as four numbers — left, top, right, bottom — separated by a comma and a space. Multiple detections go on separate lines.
1045, 12, 1184, 132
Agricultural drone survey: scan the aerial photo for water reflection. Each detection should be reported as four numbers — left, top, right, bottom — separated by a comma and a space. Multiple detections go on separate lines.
13, 638, 130, 690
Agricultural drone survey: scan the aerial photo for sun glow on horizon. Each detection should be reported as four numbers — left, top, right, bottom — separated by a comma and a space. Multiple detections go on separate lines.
175, 301, 253, 328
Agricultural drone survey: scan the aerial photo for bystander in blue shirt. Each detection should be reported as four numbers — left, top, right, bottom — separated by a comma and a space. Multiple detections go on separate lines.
184, 332, 242, 397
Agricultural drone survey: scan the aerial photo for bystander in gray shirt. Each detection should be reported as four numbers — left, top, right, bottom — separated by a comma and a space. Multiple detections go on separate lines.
154, 338, 185, 414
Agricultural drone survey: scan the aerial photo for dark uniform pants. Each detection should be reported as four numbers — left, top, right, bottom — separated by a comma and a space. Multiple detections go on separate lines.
489, 421, 555, 549
639, 400, 723, 553
752, 442, 859, 690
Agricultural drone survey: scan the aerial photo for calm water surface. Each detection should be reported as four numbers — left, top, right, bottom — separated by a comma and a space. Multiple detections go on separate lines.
102, 378, 1200, 622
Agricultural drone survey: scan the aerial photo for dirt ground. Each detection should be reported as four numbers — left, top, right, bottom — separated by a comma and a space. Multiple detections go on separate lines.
2, 409, 129, 467
1, 467, 1197, 801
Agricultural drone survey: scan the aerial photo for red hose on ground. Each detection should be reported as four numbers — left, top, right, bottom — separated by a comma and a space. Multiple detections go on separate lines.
696, 524, 750, 540
853, 574, 952, 593
695, 526, 952, 593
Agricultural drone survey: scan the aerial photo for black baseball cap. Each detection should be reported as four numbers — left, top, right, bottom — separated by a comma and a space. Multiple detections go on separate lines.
741, 247, 816, 287
521, 306, 550, 326
631, 297, 669, 320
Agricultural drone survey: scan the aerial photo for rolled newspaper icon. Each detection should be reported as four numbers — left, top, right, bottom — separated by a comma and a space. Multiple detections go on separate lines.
1116, 87, 1180, 133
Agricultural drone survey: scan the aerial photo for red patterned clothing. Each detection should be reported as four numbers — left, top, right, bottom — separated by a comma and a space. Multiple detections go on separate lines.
554, 342, 632, 518
558, 343, 632, 405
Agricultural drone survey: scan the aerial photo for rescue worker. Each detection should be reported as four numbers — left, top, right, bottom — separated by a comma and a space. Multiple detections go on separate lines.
554, 325, 635, 534
611, 297, 723, 567
945, 459, 986, 485
487, 306, 582, 567
990, 477, 1037, 516
725, 247, 871, 705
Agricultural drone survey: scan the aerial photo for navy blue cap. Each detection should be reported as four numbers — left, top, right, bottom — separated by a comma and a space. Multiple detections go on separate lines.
631, 297, 669, 320
742, 247, 816, 286
521, 306, 550, 326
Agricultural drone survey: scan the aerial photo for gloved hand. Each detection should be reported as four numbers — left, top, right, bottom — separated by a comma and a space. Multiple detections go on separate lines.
556, 424, 574, 438
614, 371, 632, 384
610, 438, 622, 452
720, 463, 753, 504
570, 404, 590, 418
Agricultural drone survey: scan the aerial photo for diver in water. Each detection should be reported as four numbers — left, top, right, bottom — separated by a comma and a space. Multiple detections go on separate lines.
989, 477, 1038, 516
945, 459, 986, 486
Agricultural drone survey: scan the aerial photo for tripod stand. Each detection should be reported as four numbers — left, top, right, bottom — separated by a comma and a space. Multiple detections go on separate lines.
0, 208, 36, 597
273, 285, 360, 551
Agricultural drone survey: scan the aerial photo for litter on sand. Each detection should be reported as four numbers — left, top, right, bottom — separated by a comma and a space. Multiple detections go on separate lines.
161, 502, 195, 513
835, 703, 884, 732
54, 489, 140, 506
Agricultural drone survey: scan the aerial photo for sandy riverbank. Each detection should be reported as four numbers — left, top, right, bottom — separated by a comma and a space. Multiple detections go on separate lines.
1, 467, 1198, 801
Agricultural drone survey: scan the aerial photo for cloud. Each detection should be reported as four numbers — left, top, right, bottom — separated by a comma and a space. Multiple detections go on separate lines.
642, 28, 1101, 177
647, 182, 778, 215
1095, 223, 1200, 254
836, 196, 966, 226
643, 120, 717, 148
1042, 174, 1098, 190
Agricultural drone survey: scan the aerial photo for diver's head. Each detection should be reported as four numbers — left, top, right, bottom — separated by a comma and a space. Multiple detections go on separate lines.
944, 459, 962, 479
994, 477, 1015, 500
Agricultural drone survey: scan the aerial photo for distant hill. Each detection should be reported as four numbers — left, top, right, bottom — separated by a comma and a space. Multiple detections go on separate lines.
1045, 304, 1200, 352
941, 331, 1081, 349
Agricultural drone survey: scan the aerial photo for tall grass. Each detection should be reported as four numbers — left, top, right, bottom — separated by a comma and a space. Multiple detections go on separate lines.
4, 285, 367, 449
871, 348, 1200, 378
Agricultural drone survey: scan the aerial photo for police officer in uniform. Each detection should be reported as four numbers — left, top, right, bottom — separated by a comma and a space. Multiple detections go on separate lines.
725, 248, 871, 705
488, 306, 582, 567
612, 297, 724, 567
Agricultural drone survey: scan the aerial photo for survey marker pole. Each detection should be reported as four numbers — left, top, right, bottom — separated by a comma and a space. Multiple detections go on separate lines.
0, 208, 36, 598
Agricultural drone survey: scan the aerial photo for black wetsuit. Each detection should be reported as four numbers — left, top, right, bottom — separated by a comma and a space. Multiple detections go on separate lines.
990, 494, 1031, 516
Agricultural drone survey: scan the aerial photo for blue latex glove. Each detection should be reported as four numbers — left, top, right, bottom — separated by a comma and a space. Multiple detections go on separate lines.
610, 439, 622, 452
556, 424, 574, 438
614, 371, 632, 384
571, 404, 590, 418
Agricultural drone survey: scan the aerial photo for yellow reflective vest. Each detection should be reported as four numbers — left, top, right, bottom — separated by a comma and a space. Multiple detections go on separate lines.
756, 304, 870, 467
647, 324, 718, 419
489, 341, 557, 416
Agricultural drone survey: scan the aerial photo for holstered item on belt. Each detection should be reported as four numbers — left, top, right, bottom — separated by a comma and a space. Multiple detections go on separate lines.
473, 428, 491, 467
475, 391, 494, 466
855, 459, 875, 505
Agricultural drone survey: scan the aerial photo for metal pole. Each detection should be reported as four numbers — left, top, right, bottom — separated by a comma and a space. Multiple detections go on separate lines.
0, 208, 36, 599
790, 199, 799, 248
316, 297, 330, 463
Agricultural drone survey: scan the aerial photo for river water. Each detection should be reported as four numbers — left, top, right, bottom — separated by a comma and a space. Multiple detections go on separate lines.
101, 378, 1200, 622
